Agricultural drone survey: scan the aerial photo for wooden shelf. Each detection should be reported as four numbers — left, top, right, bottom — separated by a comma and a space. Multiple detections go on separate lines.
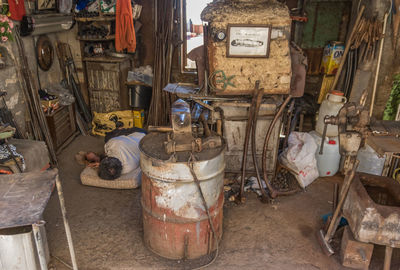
76, 35, 115, 41
75, 16, 115, 22
83, 56, 132, 63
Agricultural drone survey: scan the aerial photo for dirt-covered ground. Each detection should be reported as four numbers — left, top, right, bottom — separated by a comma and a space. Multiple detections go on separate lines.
43, 135, 399, 269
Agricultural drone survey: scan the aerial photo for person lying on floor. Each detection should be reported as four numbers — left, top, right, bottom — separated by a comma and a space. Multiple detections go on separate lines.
77, 127, 146, 180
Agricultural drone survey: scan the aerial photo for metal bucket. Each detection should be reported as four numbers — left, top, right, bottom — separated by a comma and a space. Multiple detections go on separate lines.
140, 133, 225, 260
0, 224, 50, 270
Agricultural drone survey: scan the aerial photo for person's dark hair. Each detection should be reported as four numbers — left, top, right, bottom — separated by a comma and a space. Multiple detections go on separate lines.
98, 157, 122, 180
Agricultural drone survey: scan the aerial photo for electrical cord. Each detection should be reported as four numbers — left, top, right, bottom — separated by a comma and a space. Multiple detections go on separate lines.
188, 153, 219, 270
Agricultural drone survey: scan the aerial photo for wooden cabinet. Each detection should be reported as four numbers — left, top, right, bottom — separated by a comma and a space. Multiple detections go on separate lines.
46, 104, 76, 151
84, 57, 131, 113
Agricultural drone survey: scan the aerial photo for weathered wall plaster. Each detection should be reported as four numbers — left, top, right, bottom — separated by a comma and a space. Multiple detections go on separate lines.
0, 25, 83, 138
202, 0, 292, 95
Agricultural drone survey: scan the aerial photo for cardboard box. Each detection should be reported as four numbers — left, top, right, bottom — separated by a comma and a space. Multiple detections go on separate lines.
133, 109, 144, 128
320, 42, 344, 75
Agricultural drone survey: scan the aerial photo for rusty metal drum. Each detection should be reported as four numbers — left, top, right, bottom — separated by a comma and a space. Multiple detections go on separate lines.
139, 132, 225, 260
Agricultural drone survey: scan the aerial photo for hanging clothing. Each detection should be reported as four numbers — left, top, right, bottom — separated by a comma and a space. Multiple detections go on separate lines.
115, 0, 136, 53
8, 0, 26, 21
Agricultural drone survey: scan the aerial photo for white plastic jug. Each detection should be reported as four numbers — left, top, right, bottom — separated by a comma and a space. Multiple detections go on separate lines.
310, 131, 340, 177
316, 91, 347, 137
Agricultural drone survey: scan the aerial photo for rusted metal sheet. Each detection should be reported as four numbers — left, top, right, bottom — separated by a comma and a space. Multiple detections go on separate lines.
343, 173, 400, 247
370, 120, 400, 136
0, 170, 57, 229
212, 102, 280, 174
139, 133, 225, 259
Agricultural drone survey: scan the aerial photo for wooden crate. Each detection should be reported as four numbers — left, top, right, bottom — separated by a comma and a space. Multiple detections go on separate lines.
46, 104, 76, 150
85, 57, 131, 113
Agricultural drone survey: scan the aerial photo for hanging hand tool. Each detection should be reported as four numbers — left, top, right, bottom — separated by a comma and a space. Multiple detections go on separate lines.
331, 5, 365, 91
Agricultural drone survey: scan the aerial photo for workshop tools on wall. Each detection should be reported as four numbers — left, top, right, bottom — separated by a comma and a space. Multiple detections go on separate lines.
55, 42, 92, 127
331, 6, 365, 92
392, 0, 400, 51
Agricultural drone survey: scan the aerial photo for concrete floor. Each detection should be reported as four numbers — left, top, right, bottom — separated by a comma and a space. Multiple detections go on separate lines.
44, 135, 398, 270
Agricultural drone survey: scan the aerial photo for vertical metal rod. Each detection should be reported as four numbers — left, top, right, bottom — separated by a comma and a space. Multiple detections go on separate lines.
383, 246, 393, 270
56, 175, 78, 270
32, 221, 48, 270
319, 122, 328, 155
369, 12, 389, 117
332, 183, 339, 212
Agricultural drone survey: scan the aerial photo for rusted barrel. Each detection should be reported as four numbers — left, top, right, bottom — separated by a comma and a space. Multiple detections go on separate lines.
139, 132, 225, 260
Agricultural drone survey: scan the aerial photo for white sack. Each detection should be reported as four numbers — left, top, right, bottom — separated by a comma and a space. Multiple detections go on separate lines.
279, 132, 319, 188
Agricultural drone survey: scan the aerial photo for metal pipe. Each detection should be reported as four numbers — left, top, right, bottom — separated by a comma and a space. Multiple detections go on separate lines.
56, 175, 78, 270
262, 95, 294, 198
332, 183, 339, 212
319, 120, 328, 155
147, 126, 173, 133
32, 221, 48, 270
251, 86, 270, 202
238, 82, 260, 202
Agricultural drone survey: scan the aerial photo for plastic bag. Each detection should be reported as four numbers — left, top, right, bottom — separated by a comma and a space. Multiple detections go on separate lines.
279, 132, 319, 188
45, 84, 75, 106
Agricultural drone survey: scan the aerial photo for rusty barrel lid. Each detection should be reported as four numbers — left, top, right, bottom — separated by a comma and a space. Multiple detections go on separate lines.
139, 132, 225, 183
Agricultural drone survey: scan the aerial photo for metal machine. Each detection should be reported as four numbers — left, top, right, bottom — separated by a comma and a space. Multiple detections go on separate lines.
140, 99, 225, 261
317, 91, 400, 269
